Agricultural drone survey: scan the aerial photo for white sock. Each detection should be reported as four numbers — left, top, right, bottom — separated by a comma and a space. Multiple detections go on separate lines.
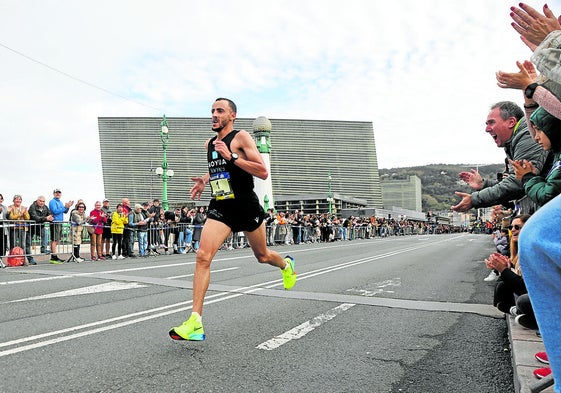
191, 312, 202, 322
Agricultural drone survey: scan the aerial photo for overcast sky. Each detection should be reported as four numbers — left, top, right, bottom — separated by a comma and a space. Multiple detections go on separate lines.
1, 0, 558, 210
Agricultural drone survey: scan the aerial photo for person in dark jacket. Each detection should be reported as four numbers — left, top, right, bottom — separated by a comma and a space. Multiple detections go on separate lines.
452, 101, 551, 214
485, 215, 531, 319
28, 195, 54, 254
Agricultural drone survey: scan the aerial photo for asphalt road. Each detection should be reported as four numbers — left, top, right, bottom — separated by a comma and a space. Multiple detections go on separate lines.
0, 233, 513, 393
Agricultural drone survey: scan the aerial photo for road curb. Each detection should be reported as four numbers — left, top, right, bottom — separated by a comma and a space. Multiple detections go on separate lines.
507, 315, 554, 393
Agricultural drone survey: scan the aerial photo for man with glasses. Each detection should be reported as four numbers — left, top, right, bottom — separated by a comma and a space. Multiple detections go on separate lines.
29, 196, 54, 254
48, 189, 74, 264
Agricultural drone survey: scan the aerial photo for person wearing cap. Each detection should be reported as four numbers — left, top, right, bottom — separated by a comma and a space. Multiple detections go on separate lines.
48, 189, 74, 263
101, 199, 112, 258
512, 106, 561, 209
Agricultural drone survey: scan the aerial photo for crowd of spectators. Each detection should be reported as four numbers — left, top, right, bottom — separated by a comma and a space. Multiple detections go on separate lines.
264, 209, 453, 246
1, 190, 458, 265
471, 3, 561, 390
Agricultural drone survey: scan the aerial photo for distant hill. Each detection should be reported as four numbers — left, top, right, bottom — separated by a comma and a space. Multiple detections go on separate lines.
379, 163, 505, 212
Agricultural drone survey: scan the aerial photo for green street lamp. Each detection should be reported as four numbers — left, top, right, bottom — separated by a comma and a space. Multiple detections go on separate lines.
156, 115, 174, 211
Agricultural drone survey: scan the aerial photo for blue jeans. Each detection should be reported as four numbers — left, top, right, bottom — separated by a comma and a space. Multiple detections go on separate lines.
39, 226, 49, 251
137, 231, 147, 256
179, 228, 193, 252
519, 194, 561, 393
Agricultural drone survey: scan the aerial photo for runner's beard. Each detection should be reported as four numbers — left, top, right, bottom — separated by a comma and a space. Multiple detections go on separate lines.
212, 118, 226, 132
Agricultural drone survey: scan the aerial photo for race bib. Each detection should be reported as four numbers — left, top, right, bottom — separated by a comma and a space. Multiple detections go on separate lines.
209, 172, 235, 200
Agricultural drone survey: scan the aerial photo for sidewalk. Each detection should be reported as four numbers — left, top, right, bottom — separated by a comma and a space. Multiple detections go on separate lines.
508, 315, 554, 393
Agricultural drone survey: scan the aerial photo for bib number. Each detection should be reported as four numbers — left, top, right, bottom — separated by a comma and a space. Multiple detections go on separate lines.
209, 172, 235, 200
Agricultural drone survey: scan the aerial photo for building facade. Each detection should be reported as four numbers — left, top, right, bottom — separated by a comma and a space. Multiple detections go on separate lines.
98, 117, 382, 211
381, 175, 422, 212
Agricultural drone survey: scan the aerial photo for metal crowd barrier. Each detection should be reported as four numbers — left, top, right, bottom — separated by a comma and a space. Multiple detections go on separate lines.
0, 220, 76, 265
1, 217, 453, 267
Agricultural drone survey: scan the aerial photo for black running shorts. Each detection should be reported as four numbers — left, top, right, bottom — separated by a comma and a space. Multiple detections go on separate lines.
206, 193, 265, 233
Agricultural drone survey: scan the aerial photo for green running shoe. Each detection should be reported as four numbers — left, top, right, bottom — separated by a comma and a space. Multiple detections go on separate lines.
169, 314, 205, 341
282, 255, 296, 290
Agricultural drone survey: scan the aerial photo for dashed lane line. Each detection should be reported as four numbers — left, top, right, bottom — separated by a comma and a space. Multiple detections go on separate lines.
256, 303, 356, 350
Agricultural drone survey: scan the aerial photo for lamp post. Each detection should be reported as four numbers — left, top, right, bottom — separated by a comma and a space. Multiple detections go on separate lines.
327, 171, 333, 214
156, 115, 174, 211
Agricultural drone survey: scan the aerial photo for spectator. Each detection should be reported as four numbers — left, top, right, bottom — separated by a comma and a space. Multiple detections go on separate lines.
265, 208, 276, 246
301, 214, 313, 243
101, 198, 112, 258
6, 194, 34, 265
507, 4, 561, 388
494, 228, 510, 256
342, 216, 352, 241
48, 189, 73, 263
121, 198, 132, 257
275, 211, 288, 245
28, 195, 54, 254
509, 2, 561, 52
128, 203, 151, 257
452, 101, 550, 215
498, 5, 561, 121
485, 214, 530, 315
148, 199, 164, 249
291, 210, 303, 245
110, 203, 128, 259
511, 107, 561, 209
70, 202, 88, 262
89, 201, 108, 261
162, 209, 179, 254
178, 206, 194, 253
319, 213, 332, 242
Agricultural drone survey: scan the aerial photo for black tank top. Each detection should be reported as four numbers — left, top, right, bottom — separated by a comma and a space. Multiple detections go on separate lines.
207, 130, 255, 200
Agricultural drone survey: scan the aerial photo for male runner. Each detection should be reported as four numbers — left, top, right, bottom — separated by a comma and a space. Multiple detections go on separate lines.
169, 98, 296, 341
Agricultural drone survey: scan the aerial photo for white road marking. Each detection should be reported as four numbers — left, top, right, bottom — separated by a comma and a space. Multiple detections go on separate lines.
1, 267, 240, 304
0, 275, 70, 286
5, 282, 147, 303
0, 261, 197, 286
346, 278, 401, 296
0, 235, 465, 356
256, 303, 356, 351
0, 290, 248, 357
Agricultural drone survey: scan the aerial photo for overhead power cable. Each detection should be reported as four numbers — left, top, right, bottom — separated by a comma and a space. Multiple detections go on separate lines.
0, 41, 169, 114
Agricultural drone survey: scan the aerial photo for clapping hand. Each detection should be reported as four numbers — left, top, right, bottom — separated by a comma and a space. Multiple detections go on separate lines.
510, 159, 537, 180
458, 169, 484, 190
